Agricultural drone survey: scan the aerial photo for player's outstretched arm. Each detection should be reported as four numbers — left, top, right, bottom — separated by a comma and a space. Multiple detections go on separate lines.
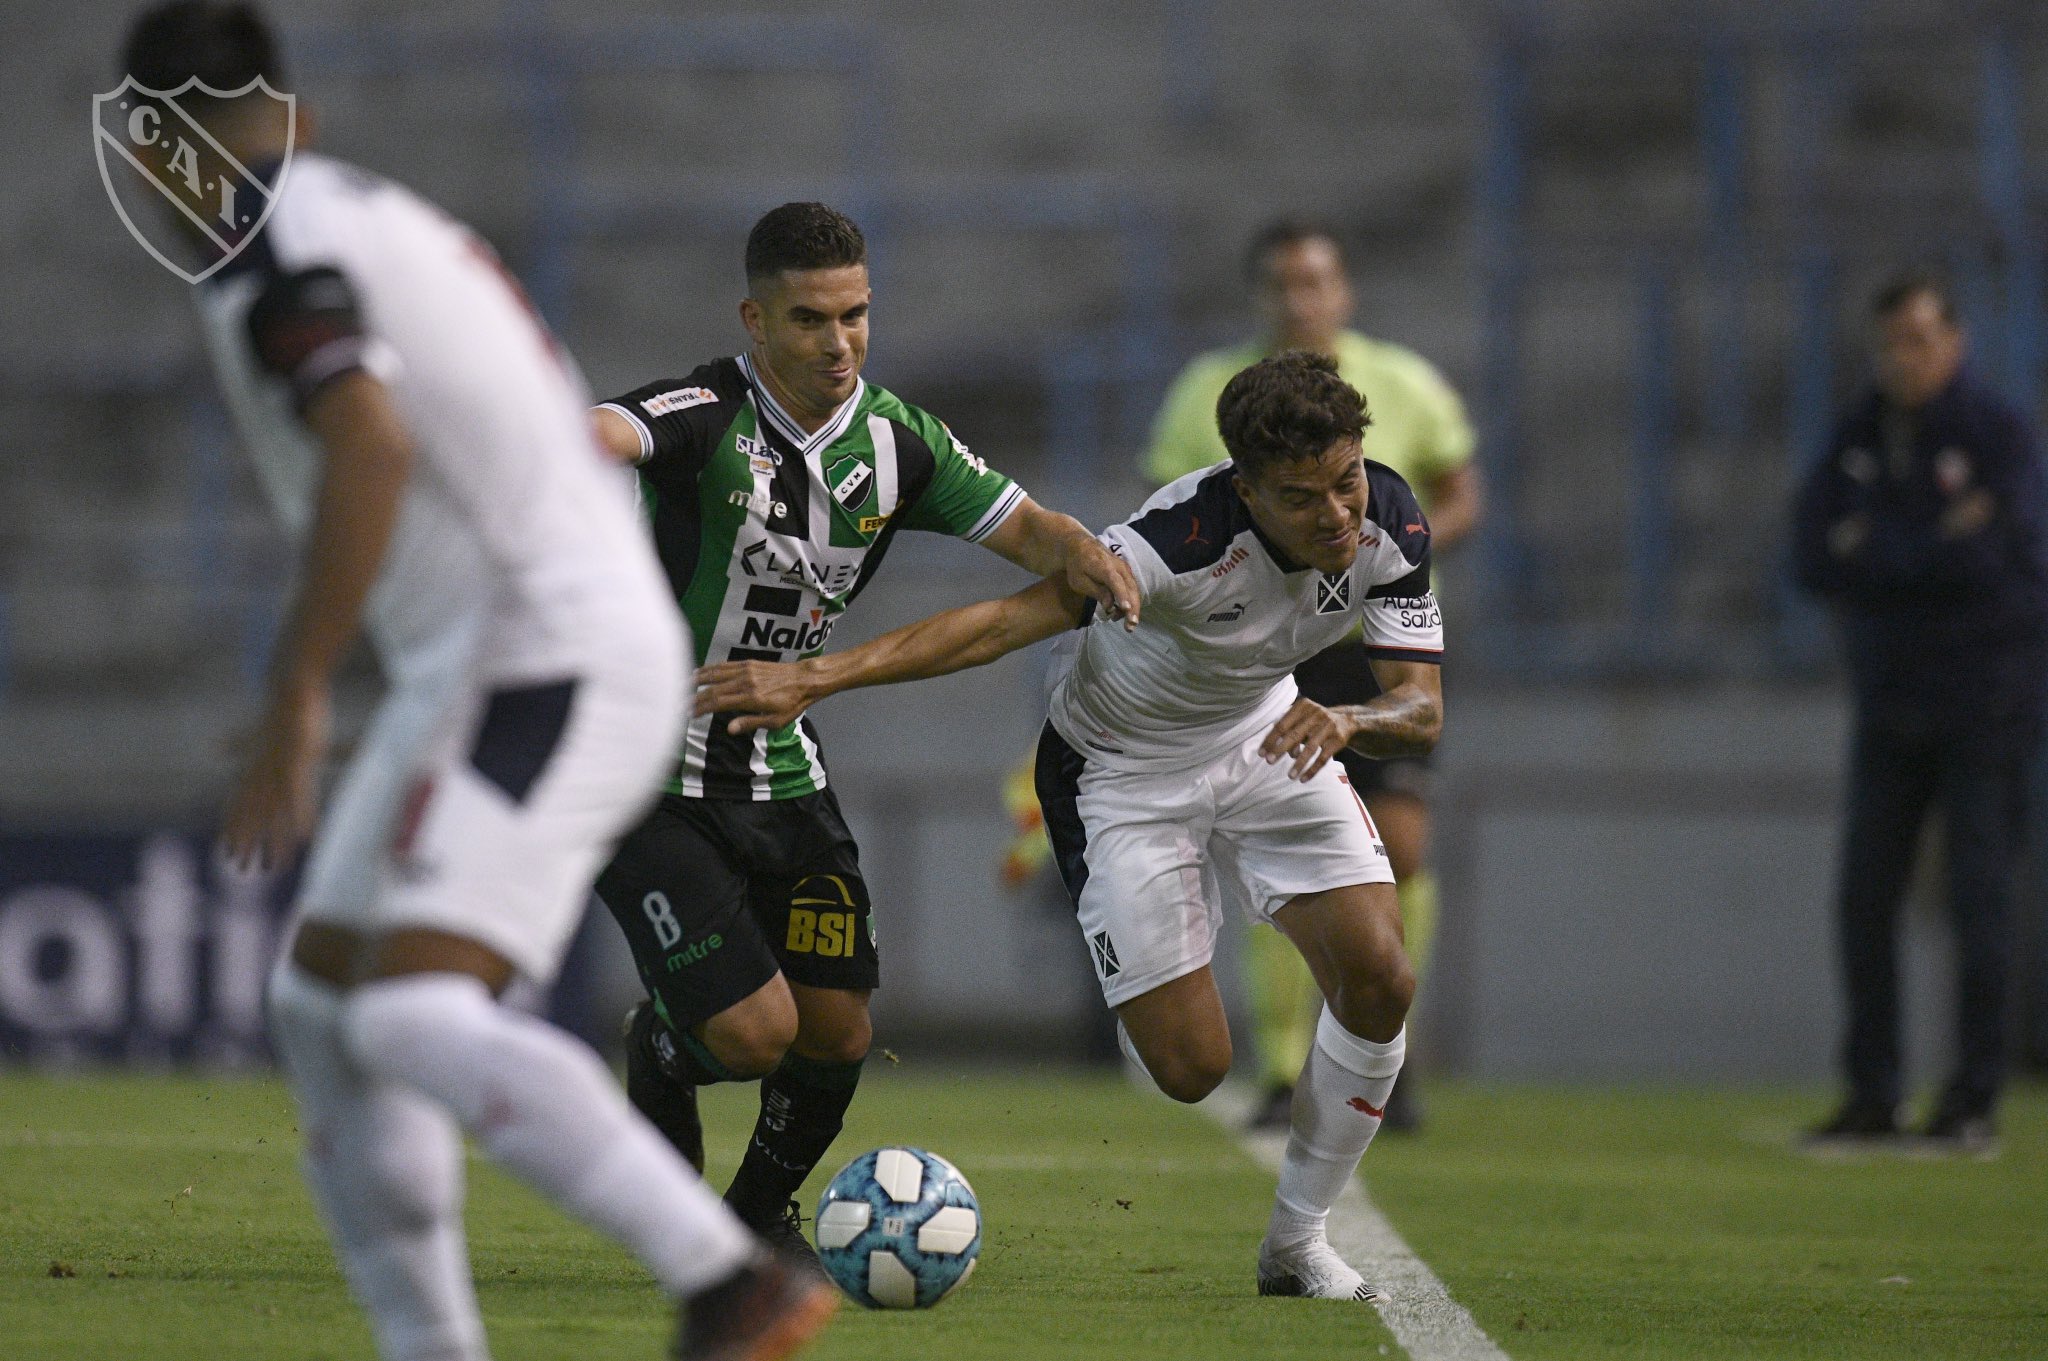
1258, 658, 1443, 782
695, 577, 1090, 736
222, 371, 414, 869
978, 496, 1140, 630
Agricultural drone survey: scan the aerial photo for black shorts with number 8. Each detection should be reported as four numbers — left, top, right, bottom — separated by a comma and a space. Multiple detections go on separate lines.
595, 788, 879, 1033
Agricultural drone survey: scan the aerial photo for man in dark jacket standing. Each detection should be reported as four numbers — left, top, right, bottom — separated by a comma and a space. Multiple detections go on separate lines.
1793, 272, 2047, 1153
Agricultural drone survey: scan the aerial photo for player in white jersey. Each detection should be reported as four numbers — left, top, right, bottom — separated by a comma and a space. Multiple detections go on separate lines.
119, 5, 834, 1358
697, 351, 1443, 1302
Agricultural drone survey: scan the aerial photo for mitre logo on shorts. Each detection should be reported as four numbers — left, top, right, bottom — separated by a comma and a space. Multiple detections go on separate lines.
641, 386, 718, 417
92, 76, 296, 284
1089, 930, 1121, 979
1316, 572, 1352, 614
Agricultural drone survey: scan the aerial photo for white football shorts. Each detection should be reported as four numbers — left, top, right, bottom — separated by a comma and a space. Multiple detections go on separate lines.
377, 596, 686, 983
297, 593, 685, 984
294, 626, 479, 930
1037, 723, 1393, 1008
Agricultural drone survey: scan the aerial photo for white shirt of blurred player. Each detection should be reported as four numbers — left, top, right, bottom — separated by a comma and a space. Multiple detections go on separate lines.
193, 153, 662, 685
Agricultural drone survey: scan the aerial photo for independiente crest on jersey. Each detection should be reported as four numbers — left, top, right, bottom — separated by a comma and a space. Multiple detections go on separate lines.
1316, 571, 1352, 614
92, 76, 296, 284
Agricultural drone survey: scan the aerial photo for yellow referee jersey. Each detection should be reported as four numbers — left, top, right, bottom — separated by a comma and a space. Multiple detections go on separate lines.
1143, 330, 1474, 501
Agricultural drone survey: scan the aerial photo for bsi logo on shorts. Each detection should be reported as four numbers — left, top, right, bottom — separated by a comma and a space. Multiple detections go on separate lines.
1089, 930, 1121, 979
93, 77, 296, 284
786, 874, 861, 958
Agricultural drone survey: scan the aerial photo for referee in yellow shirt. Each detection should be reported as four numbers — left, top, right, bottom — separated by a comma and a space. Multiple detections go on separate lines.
1145, 219, 1481, 1132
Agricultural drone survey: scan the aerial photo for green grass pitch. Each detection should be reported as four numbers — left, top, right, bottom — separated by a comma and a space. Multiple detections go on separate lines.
3, 1066, 2044, 1359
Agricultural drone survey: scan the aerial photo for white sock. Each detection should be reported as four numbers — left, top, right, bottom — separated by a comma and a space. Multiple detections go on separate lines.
340, 972, 754, 1298
268, 961, 487, 1361
1268, 1011, 1406, 1249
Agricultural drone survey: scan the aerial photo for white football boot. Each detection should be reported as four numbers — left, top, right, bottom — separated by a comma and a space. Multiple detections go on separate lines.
1256, 1235, 1382, 1301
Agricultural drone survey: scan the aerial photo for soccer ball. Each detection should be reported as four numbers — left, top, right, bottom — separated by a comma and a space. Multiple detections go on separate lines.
813, 1146, 981, 1309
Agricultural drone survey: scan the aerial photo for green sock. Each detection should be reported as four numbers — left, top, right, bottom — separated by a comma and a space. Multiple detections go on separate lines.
666, 1019, 748, 1086
724, 1051, 865, 1228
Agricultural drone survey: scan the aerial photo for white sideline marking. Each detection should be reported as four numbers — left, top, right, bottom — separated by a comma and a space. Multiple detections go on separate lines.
1205, 1083, 1513, 1361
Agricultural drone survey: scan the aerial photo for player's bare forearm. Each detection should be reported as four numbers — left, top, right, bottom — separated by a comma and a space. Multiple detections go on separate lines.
273, 371, 414, 693
1343, 657, 1444, 758
1333, 689, 1441, 759
696, 577, 1088, 734
980, 496, 1140, 628
1259, 659, 1442, 781
815, 583, 1078, 687
223, 370, 411, 869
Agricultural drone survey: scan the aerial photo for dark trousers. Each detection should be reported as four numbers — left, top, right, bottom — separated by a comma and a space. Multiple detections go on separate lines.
1836, 715, 2034, 1112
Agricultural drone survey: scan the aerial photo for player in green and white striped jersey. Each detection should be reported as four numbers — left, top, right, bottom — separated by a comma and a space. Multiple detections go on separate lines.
598, 349, 1023, 801
588, 203, 1138, 1265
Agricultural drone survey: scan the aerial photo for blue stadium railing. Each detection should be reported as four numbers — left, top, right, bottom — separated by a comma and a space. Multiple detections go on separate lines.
5, 9, 2042, 698
1475, 12, 2046, 677
0, 7, 1176, 700
302, 9, 1177, 677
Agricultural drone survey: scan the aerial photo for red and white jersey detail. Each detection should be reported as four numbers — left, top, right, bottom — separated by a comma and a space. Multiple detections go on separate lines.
194, 154, 665, 682
1048, 459, 1442, 773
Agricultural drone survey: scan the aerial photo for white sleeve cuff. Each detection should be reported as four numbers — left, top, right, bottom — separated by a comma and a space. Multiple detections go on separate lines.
963, 482, 1027, 543
596, 401, 655, 463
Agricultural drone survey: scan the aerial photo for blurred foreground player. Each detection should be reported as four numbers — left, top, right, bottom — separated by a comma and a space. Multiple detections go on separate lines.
1792, 272, 2047, 1155
587, 203, 1138, 1264
117, 5, 834, 1356
1147, 220, 1478, 1131
699, 352, 1443, 1299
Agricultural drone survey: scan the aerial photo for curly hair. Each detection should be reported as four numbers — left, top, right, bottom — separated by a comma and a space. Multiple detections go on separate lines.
744, 202, 867, 286
1215, 350, 1371, 479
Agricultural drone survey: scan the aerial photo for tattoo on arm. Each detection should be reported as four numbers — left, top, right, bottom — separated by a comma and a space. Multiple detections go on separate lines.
1336, 686, 1442, 759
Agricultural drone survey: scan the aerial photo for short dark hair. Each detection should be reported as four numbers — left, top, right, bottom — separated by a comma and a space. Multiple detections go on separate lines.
1243, 218, 1344, 284
1873, 269, 1958, 325
745, 203, 866, 287
1216, 350, 1371, 479
121, 1, 282, 102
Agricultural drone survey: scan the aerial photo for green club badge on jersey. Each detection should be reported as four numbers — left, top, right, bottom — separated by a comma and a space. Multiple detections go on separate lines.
827, 454, 875, 515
